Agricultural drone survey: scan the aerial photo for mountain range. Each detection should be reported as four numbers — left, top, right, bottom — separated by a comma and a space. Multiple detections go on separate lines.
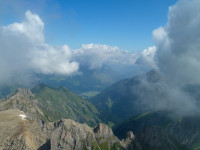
1, 70, 200, 149
90, 70, 200, 150
0, 84, 186, 150
0, 65, 126, 100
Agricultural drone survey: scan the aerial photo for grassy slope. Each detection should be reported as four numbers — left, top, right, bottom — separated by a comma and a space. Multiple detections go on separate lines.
32, 85, 101, 126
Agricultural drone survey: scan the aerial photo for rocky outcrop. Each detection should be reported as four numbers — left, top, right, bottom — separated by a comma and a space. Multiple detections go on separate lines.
50, 119, 95, 150
0, 109, 51, 150
121, 131, 137, 150
94, 123, 114, 137
0, 88, 47, 124
0, 89, 128, 150
0, 109, 127, 150
50, 120, 123, 150
1, 107, 189, 150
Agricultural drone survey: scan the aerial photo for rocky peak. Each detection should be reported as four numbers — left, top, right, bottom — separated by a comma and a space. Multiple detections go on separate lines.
53, 119, 93, 132
0, 88, 47, 124
16, 88, 34, 95
0, 88, 126, 150
140, 69, 162, 83
3, 88, 35, 101
121, 131, 136, 149
49, 119, 124, 150
93, 123, 114, 138
126, 131, 135, 141
13, 88, 35, 99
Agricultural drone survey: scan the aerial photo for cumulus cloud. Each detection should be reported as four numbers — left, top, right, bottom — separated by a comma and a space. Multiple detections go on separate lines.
31, 44, 78, 75
131, 0, 200, 117
137, 0, 200, 116
0, 10, 79, 83
0, 10, 157, 87
3, 11, 45, 43
154, 0, 200, 86
72, 44, 157, 74
73, 44, 139, 69
136, 46, 158, 69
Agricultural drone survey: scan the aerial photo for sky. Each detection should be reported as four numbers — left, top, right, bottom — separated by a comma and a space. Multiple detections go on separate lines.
0, 0, 177, 51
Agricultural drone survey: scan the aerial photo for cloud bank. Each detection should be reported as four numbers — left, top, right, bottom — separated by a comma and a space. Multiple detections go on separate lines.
0, 11, 79, 83
154, 0, 200, 86
73, 44, 139, 69
0, 10, 157, 85
139, 0, 200, 116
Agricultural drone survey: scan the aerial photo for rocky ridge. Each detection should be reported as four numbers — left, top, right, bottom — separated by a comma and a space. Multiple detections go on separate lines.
0, 109, 129, 150
0, 88, 47, 124
0, 88, 134, 150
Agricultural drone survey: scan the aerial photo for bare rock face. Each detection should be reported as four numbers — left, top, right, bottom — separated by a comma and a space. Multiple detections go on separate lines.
120, 131, 140, 150
50, 120, 123, 150
0, 88, 132, 150
50, 119, 95, 150
0, 111, 125, 150
93, 123, 121, 148
0, 88, 47, 124
10, 88, 35, 100
0, 109, 50, 150
121, 131, 135, 146
93, 123, 114, 137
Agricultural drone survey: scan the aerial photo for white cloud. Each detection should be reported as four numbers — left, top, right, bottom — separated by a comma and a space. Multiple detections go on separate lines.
73, 43, 156, 70
0, 10, 157, 85
0, 10, 79, 83
154, 0, 200, 86
73, 44, 138, 69
136, 46, 158, 69
3, 11, 45, 43
139, 0, 200, 116
31, 44, 79, 75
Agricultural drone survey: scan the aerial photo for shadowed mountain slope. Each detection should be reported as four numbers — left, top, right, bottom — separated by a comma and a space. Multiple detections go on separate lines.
90, 70, 163, 122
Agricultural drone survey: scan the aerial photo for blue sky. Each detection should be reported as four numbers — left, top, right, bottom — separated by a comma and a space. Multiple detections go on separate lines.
0, 0, 177, 52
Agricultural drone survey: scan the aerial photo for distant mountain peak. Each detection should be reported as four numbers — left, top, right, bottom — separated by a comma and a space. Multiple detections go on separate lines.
93, 123, 114, 138
0, 88, 47, 124
14, 88, 35, 99
140, 69, 161, 83
2, 88, 35, 101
